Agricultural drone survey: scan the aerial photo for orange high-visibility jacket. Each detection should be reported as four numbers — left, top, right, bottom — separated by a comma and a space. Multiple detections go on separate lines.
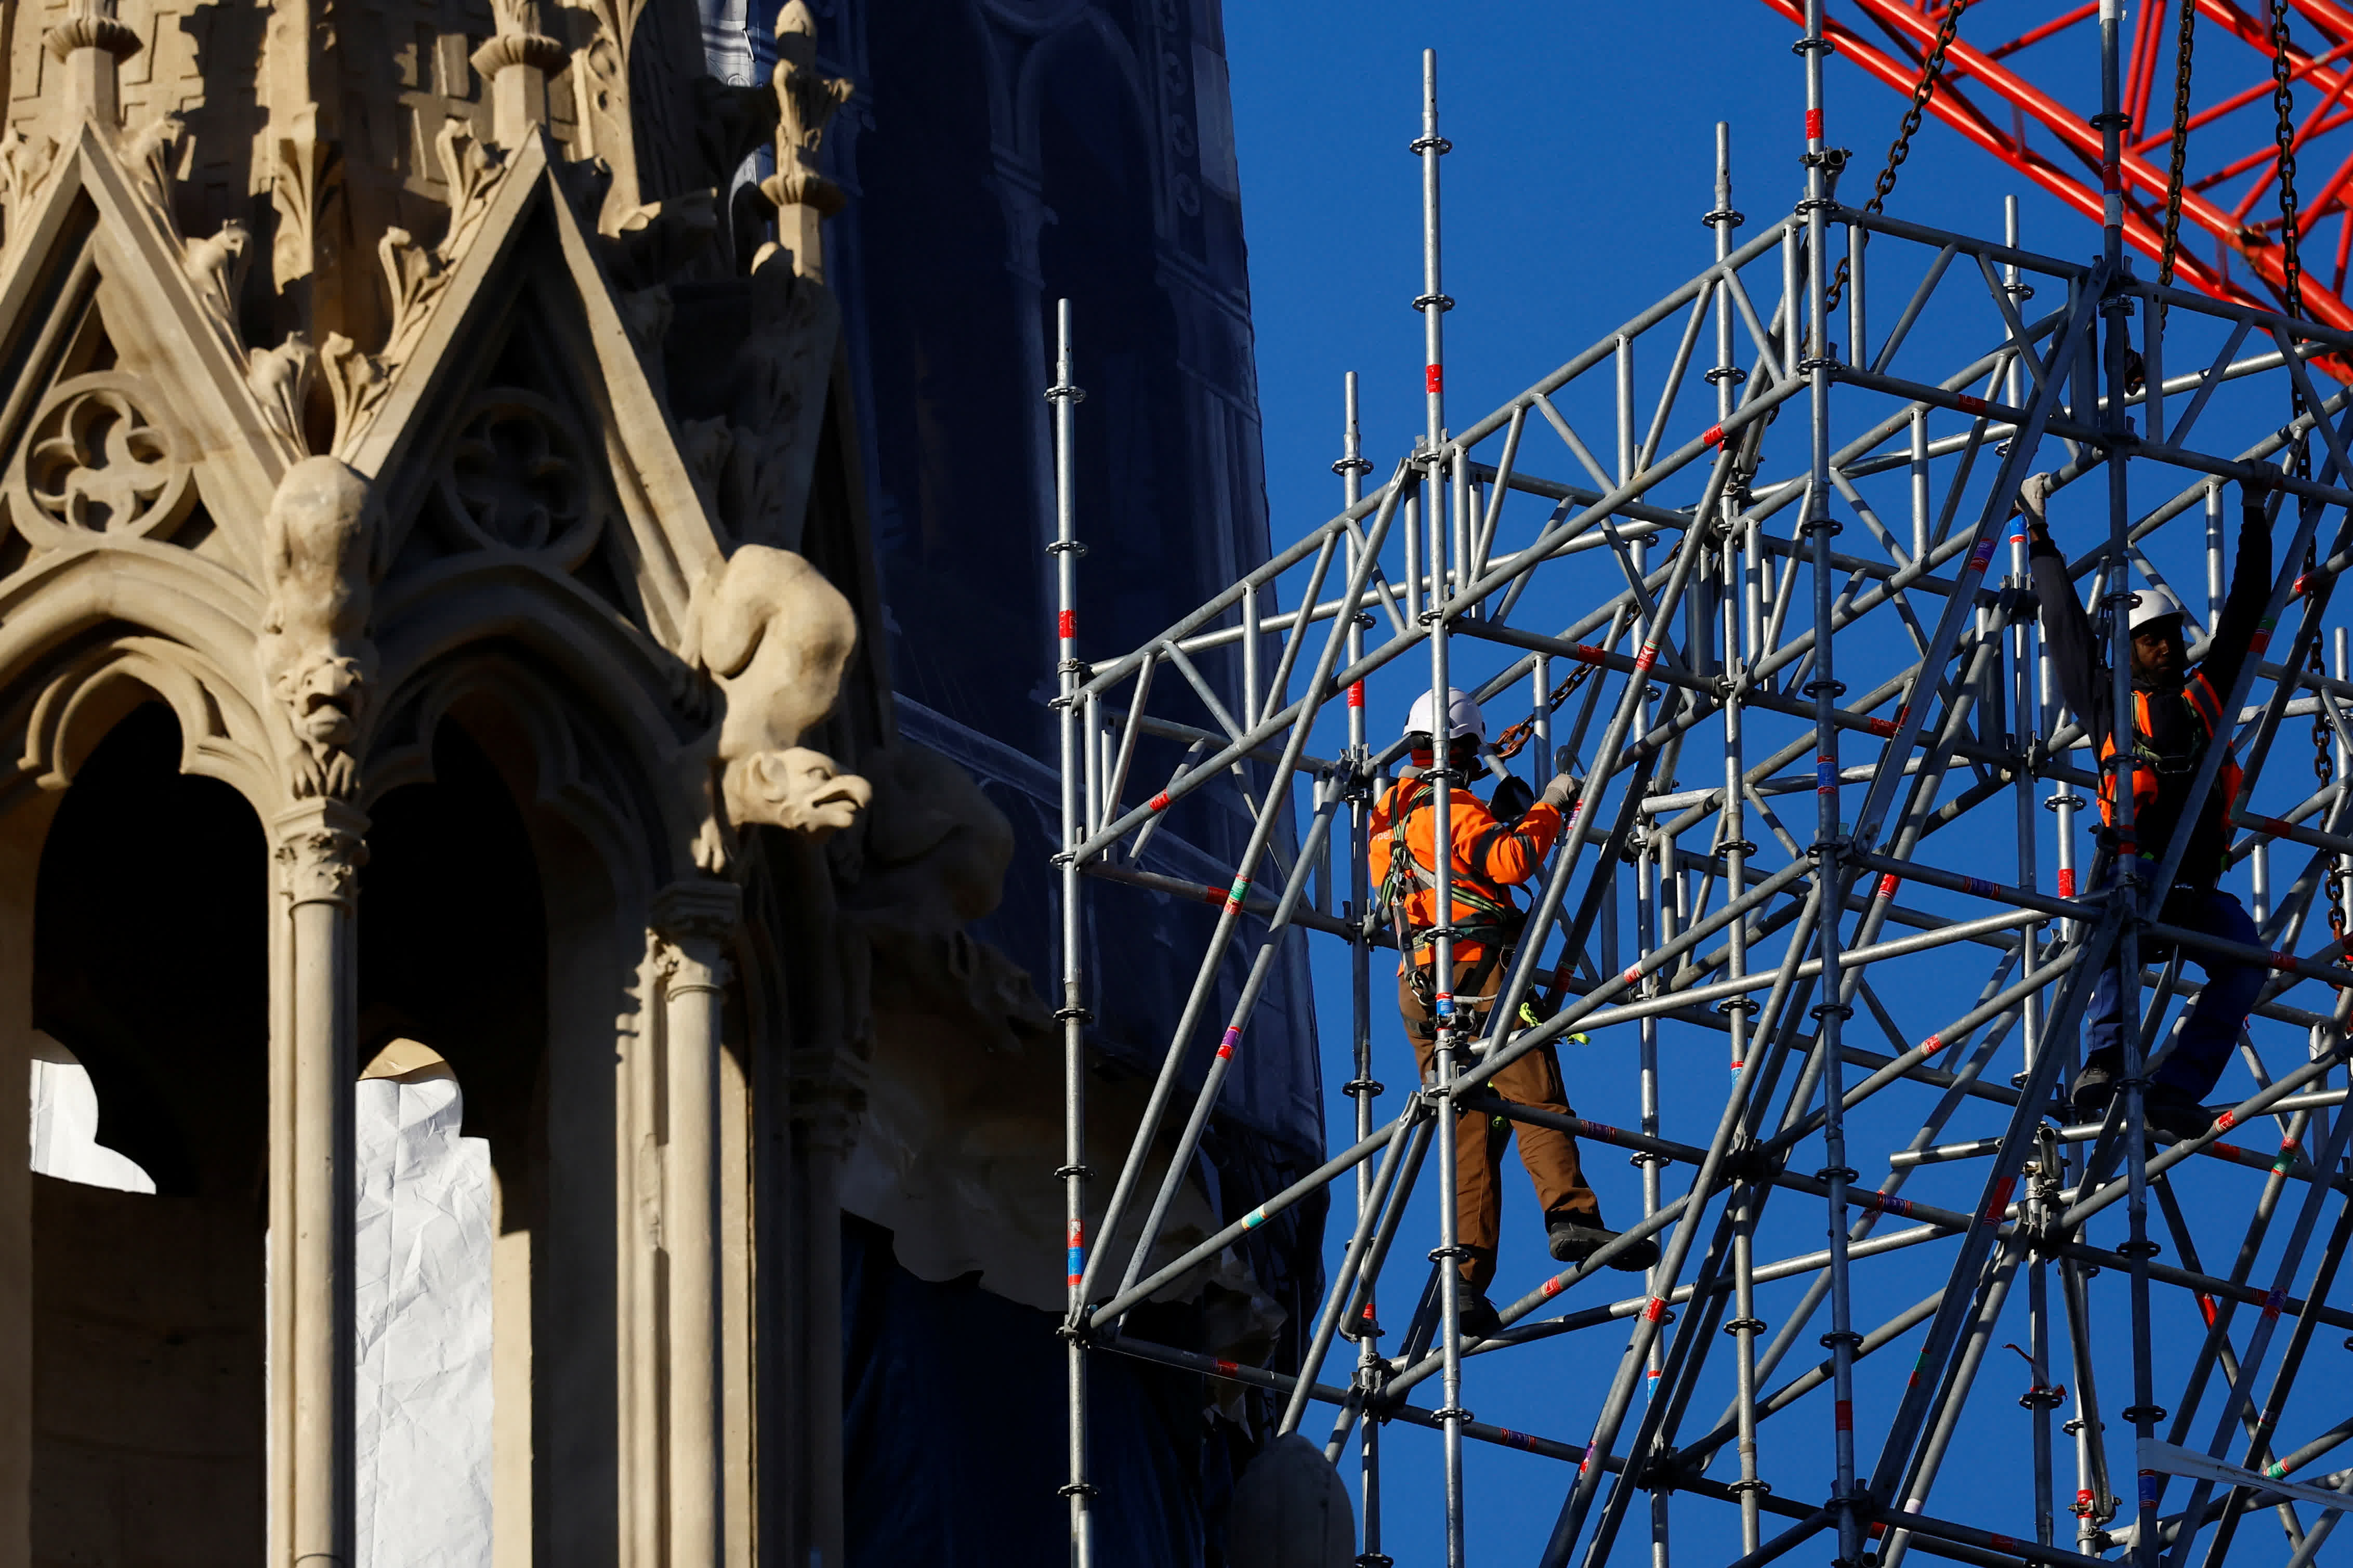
1369, 776, 1563, 970
2095, 669, 2244, 849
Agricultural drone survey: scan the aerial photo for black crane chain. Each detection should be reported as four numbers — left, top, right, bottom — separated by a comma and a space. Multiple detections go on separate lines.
1823, 0, 1967, 319
2158, 0, 2198, 288
2269, 0, 2307, 323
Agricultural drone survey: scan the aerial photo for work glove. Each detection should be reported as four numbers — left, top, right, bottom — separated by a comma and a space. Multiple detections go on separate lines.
1540, 751, 1583, 810
2016, 471, 2055, 525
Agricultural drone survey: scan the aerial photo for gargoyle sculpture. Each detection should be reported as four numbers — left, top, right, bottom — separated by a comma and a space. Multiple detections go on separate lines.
257, 457, 377, 799
681, 544, 871, 865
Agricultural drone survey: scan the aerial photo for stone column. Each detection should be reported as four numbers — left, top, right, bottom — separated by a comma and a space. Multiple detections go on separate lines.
652, 879, 740, 1568
274, 801, 366, 1568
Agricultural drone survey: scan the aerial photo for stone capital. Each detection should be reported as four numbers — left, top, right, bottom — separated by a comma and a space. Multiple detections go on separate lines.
272, 798, 370, 907
651, 878, 742, 991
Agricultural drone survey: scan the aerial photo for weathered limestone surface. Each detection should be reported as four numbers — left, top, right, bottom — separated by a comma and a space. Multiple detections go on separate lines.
0, 0, 1037, 1558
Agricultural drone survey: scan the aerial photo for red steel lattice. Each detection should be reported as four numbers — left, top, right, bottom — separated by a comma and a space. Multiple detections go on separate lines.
1756, 0, 2353, 333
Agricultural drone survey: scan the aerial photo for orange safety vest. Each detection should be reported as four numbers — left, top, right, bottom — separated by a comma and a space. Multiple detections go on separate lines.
1368, 776, 1561, 968
2096, 669, 2243, 858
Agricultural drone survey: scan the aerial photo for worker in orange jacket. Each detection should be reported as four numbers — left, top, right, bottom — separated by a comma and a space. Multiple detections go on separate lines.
1371, 687, 1657, 1340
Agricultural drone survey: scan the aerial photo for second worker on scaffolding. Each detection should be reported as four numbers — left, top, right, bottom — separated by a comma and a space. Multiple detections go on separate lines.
2021, 469, 2275, 1142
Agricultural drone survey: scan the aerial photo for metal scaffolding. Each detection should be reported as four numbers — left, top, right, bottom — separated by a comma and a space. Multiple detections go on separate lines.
1055, 14, 2353, 1568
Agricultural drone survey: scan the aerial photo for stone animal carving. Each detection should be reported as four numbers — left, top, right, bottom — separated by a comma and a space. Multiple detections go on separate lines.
680, 544, 870, 865
256, 457, 377, 799
833, 743, 1050, 1056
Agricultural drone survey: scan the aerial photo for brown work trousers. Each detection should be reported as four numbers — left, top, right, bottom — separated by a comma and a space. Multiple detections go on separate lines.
1401, 955, 1600, 1294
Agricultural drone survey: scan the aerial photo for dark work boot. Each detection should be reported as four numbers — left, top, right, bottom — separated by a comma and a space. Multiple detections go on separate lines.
1547, 1213, 1661, 1272
2070, 1053, 2122, 1125
1455, 1290, 1502, 1340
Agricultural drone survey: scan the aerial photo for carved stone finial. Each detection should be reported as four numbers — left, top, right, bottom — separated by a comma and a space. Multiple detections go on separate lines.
678, 544, 872, 871
471, 0, 569, 149
44, 0, 141, 135
760, 0, 853, 281
257, 457, 378, 800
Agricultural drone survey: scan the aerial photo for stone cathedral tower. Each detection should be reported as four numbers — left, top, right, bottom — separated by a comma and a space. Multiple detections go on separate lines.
0, 0, 962, 1558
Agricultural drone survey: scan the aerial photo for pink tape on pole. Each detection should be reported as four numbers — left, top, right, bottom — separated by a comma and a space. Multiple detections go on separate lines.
1217, 1026, 1240, 1060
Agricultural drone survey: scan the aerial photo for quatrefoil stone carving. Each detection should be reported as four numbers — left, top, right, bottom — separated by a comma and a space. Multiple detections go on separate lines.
8, 373, 191, 548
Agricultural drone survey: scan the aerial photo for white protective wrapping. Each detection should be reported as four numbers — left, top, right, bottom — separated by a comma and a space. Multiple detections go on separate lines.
352, 1058, 495, 1568
27, 1031, 155, 1193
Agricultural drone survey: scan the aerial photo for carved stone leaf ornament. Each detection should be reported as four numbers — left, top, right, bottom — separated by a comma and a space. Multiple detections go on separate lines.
439, 391, 600, 564
0, 128, 60, 256
7, 372, 193, 548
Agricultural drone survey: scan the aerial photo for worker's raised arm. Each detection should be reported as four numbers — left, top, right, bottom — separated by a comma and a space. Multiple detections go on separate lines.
2019, 472, 2106, 736
2200, 474, 2278, 701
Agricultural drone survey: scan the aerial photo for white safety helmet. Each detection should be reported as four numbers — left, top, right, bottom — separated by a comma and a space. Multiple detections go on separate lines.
2127, 585, 2187, 636
1405, 687, 1485, 746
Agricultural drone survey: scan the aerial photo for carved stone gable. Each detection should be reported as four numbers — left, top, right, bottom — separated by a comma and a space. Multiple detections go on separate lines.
0, 267, 206, 559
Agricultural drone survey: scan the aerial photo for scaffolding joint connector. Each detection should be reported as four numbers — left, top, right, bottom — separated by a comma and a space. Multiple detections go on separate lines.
1797, 353, 1844, 373
1813, 1163, 1859, 1182
2121, 1403, 2169, 1425
1703, 206, 1747, 231
1409, 134, 1452, 156
1057, 1481, 1099, 1498
1791, 35, 1836, 54
1046, 537, 1088, 555
1724, 1315, 1767, 1336
1343, 1077, 1386, 1099
1052, 1163, 1092, 1181
1053, 1005, 1093, 1023
1819, 1328, 1863, 1350
1412, 292, 1456, 313
1720, 1137, 1783, 1184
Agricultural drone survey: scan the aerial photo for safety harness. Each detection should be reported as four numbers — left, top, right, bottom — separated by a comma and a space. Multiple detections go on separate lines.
1376, 773, 1527, 1024
2096, 669, 2243, 871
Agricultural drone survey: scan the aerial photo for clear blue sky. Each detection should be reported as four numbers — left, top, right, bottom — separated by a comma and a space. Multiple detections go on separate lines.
1221, 6, 2352, 1565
